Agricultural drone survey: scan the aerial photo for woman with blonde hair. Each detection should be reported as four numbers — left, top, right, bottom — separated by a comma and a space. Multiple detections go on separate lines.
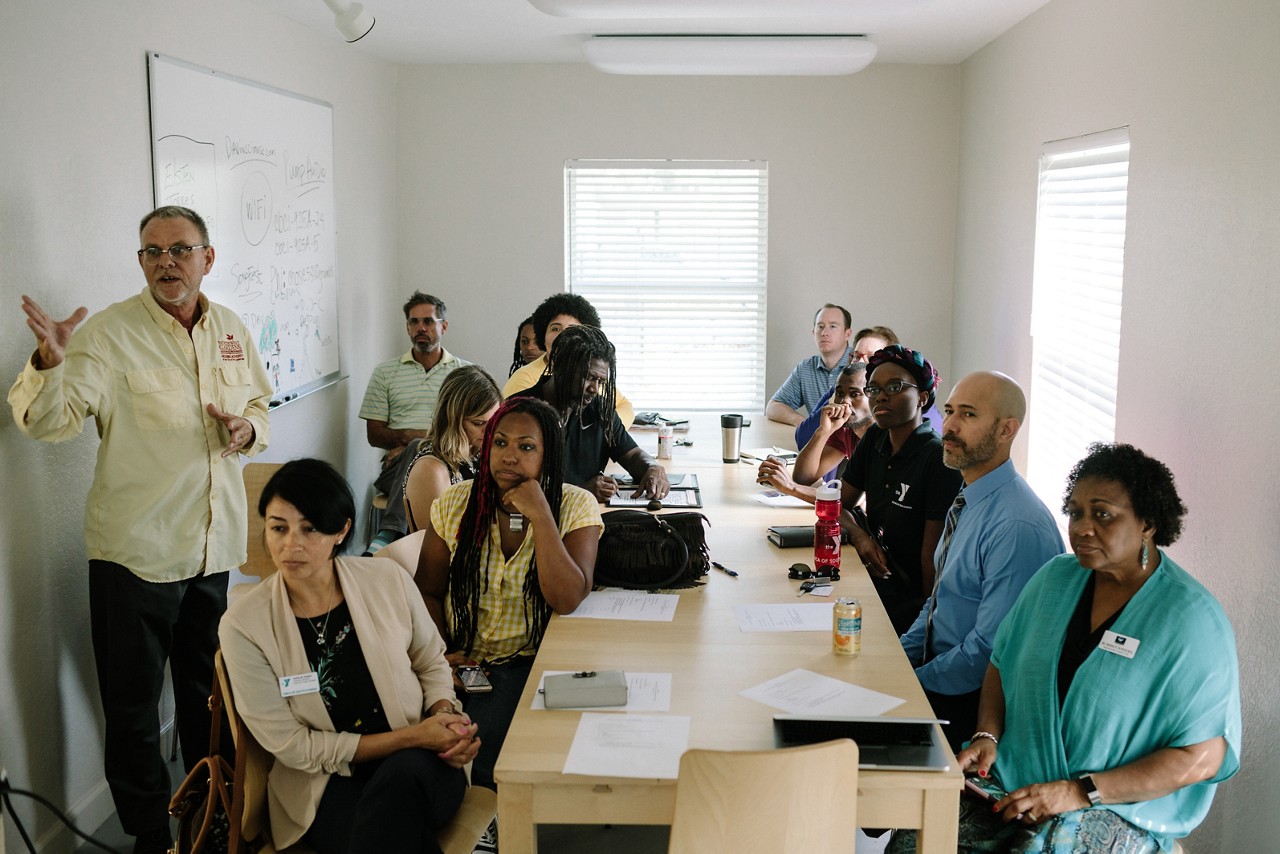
403, 365, 501, 533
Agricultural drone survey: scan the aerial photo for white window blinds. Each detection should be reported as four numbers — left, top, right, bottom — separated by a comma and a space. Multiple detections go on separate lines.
565, 160, 769, 411
1026, 129, 1130, 512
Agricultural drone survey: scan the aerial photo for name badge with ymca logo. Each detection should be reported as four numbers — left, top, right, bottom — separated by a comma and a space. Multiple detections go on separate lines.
1099, 630, 1140, 659
280, 672, 321, 697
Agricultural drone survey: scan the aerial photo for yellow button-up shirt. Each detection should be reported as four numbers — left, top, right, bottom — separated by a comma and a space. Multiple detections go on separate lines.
8, 287, 272, 581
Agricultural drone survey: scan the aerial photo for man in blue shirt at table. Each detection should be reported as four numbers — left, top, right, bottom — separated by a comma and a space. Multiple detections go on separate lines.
900, 371, 1063, 751
765, 304, 853, 426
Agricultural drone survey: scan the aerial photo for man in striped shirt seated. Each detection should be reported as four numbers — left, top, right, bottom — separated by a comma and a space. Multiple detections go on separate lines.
360, 291, 470, 549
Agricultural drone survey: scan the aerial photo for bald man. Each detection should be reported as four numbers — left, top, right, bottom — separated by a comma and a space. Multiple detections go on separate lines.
899, 372, 1063, 750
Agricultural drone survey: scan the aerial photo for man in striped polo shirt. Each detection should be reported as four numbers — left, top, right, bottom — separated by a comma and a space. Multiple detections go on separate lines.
360, 291, 470, 548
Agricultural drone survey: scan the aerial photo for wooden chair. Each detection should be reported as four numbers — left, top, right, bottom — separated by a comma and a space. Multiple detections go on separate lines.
214, 651, 496, 854
241, 462, 284, 579
667, 739, 859, 854
372, 529, 426, 577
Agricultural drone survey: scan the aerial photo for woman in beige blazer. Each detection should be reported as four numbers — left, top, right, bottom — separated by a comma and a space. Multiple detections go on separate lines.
219, 459, 479, 854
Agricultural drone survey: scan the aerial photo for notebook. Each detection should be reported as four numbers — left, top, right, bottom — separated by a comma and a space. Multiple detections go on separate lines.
772, 715, 953, 771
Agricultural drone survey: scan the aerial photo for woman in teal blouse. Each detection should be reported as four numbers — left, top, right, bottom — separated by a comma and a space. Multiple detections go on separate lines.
892, 443, 1241, 853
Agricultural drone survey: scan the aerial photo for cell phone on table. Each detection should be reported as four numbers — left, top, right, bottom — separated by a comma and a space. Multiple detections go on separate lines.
457, 665, 493, 694
963, 775, 1007, 804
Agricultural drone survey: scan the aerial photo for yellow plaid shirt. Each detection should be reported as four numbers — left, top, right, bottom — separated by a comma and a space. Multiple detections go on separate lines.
431, 481, 602, 660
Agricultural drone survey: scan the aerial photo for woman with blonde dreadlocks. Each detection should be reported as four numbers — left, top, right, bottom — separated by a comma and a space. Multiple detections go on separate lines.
416, 396, 603, 790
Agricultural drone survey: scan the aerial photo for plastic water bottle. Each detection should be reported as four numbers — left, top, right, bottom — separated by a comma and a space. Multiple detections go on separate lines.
814, 481, 842, 578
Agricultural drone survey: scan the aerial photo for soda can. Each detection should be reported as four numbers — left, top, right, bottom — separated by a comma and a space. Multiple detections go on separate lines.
833, 597, 862, 656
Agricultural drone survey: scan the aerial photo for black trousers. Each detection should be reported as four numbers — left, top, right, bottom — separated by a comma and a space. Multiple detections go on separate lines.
304, 749, 467, 854
459, 656, 535, 791
88, 561, 229, 835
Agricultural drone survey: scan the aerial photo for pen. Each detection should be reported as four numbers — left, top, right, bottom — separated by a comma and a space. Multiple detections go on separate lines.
711, 561, 739, 578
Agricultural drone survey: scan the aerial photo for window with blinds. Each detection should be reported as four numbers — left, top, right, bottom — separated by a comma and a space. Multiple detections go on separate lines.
1026, 129, 1130, 513
565, 160, 768, 411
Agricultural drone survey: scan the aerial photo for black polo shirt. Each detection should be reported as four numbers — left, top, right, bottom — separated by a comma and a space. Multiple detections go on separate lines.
515, 379, 639, 489
842, 422, 962, 631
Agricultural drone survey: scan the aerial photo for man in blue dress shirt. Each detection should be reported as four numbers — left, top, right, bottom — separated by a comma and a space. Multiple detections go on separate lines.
899, 371, 1063, 750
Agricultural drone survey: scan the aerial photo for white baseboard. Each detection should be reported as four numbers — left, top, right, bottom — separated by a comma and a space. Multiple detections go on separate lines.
34, 777, 114, 854
34, 715, 176, 853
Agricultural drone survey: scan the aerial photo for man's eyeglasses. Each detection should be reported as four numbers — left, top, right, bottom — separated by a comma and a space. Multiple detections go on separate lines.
137, 245, 206, 263
864, 380, 918, 398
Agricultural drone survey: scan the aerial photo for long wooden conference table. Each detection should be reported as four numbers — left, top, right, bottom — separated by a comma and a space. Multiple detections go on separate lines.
494, 415, 962, 853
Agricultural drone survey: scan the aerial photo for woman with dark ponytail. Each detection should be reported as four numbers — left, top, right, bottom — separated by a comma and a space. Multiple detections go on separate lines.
416, 396, 602, 790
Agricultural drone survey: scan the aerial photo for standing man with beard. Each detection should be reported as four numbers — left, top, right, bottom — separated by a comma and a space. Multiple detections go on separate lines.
899, 371, 1063, 750
360, 291, 469, 550
10, 206, 272, 853
514, 324, 668, 503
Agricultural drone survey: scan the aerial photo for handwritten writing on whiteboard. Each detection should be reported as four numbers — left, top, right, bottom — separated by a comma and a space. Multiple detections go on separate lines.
149, 54, 340, 400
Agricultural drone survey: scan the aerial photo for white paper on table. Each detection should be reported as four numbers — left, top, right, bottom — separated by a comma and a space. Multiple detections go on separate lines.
563, 713, 690, 779
741, 668, 905, 717
531, 671, 672, 712
750, 490, 812, 508
562, 589, 679, 621
733, 602, 833, 632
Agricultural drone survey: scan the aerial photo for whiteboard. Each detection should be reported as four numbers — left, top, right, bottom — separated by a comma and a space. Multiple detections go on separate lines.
148, 53, 341, 404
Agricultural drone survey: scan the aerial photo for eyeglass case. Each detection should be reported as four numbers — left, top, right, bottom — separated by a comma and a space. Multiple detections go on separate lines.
543, 670, 629, 709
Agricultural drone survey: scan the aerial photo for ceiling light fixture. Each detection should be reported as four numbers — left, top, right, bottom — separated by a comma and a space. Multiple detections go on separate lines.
321, 0, 376, 43
582, 35, 877, 76
528, 0, 911, 18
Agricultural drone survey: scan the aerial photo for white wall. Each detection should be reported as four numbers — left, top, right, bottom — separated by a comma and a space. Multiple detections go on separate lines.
0, 1, 399, 848
953, 0, 1280, 848
393, 63, 962, 396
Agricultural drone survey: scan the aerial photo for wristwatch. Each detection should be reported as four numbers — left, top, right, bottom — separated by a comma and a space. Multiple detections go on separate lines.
1077, 773, 1103, 806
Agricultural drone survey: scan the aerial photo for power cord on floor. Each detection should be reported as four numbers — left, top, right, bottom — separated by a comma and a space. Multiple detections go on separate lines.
0, 769, 123, 853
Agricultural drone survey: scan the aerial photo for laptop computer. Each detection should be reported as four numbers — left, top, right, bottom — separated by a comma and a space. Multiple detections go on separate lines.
772, 715, 953, 772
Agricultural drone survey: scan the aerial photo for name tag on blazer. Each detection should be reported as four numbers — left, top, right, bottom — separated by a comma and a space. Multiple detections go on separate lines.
1099, 630, 1140, 659
280, 672, 321, 697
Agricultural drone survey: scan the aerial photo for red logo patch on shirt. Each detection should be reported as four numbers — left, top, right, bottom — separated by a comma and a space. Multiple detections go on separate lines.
218, 337, 246, 362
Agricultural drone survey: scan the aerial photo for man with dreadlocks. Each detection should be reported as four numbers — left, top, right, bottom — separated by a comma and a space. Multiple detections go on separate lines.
515, 324, 670, 503
417, 397, 603, 791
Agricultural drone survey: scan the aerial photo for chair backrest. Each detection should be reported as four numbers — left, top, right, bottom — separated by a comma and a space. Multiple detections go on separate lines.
373, 529, 426, 577
667, 739, 859, 854
241, 462, 284, 579
214, 649, 281, 850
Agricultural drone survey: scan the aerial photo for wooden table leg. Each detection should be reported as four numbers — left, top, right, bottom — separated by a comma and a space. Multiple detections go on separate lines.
497, 783, 536, 854
915, 787, 959, 854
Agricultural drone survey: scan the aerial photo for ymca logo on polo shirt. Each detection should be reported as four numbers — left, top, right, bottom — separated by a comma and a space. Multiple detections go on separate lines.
891, 482, 913, 509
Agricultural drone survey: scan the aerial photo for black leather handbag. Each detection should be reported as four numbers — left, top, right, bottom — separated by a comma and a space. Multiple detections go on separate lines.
594, 510, 711, 590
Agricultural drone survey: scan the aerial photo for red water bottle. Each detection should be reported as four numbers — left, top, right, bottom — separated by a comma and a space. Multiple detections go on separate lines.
814, 482, 842, 579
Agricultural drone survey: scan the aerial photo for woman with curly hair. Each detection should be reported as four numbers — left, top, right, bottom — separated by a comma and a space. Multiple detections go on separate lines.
415, 396, 602, 790
890, 443, 1241, 853
403, 365, 501, 533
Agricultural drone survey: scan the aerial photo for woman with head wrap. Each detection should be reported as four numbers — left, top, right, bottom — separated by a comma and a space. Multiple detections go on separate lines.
838, 344, 963, 633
